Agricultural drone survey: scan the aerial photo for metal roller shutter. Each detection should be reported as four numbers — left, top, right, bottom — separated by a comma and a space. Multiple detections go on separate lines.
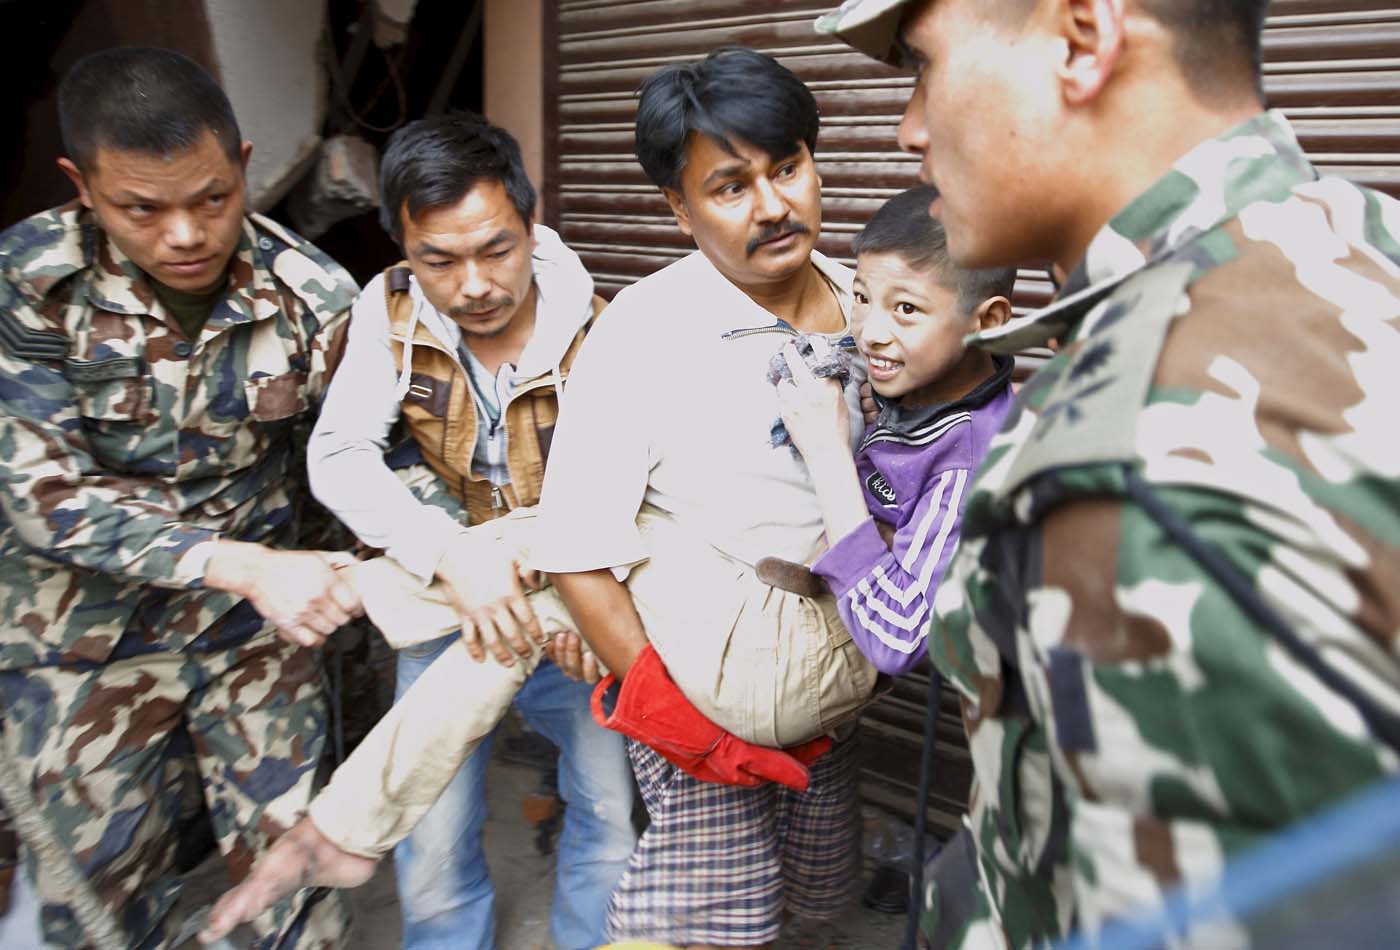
544, 0, 1400, 835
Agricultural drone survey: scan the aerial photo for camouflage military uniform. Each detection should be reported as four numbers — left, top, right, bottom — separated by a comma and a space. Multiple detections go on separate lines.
930, 111, 1400, 947
0, 202, 356, 948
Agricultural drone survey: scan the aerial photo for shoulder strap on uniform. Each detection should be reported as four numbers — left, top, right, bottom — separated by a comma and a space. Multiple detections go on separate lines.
1123, 465, 1400, 755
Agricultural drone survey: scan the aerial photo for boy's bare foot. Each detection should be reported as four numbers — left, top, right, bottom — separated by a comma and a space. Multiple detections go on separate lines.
198, 817, 378, 943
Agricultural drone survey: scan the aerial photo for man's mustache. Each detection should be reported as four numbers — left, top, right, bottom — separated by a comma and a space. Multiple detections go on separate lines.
746, 221, 810, 256
449, 296, 513, 318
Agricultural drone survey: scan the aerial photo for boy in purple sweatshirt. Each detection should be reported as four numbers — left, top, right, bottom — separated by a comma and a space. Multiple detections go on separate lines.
777, 186, 1016, 675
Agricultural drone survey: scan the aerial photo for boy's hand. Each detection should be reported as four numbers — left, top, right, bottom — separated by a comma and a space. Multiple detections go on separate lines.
776, 338, 851, 463
436, 538, 545, 666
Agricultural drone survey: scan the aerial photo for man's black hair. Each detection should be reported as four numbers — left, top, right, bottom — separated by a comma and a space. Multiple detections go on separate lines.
1142, 0, 1270, 103
379, 112, 536, 247
58, 47, 242, 172
853, 185, 1016, 314
634, 47, 820, 192
989, 0, 1269, 103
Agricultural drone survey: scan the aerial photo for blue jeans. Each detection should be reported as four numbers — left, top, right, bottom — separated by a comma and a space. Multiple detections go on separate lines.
391, 635, 637, 950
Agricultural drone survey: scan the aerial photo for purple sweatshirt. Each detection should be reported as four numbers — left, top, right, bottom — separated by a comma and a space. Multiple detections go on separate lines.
811, 356, 1014, 675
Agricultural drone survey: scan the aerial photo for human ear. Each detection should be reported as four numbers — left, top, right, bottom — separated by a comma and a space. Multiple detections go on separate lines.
662, 187, 693, 237
57, 158, 92, 208
1055, 0, 1124, 105
975, 295, 1013, 332
239, 140, 254, 173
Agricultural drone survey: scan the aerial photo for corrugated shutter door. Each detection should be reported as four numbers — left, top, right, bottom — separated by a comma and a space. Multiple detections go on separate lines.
546, 0, 1400, 834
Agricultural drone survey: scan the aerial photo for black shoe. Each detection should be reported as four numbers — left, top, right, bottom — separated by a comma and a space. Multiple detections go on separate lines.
861, 863, 910, 915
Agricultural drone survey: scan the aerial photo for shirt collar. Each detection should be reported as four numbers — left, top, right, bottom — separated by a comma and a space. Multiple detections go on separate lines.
84, 216, 157, 316
85, 217, 280, 329
867, 353, 1014, 440
971, 110, 1317, 355
214, 219, 284, 328
698, 248, 855, 336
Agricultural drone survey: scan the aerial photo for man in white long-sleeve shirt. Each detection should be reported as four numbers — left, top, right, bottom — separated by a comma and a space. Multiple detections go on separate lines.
298, 113, 635, 950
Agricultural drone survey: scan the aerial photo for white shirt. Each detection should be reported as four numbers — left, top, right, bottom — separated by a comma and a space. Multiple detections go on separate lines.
307, 224, 595, 581
532, 248, 863, 575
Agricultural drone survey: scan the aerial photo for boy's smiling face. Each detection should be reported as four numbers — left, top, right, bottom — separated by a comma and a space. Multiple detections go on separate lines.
853, 250, 994, 405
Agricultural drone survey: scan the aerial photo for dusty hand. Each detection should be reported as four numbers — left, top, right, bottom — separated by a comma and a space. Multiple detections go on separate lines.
205, 544, 362, 648
776, 338, 852, 462
437, 538, 543, 666
544, 631, 601, 684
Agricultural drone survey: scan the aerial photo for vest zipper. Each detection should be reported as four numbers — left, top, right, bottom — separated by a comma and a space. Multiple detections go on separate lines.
492, 485, 506, 516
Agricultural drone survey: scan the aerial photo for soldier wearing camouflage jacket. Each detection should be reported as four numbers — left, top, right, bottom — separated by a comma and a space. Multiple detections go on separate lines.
0, 204, 357, 949
935, 108, 1400, 946
0, 48, 357, 950
817, 0, 1400, 946
0, 205, 353, 669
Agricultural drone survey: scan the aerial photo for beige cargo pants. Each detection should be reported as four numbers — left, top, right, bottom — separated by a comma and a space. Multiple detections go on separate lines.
310, 506, 878, 857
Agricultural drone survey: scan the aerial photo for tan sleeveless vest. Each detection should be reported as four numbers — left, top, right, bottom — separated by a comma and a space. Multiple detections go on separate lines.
383, 264, 593, 525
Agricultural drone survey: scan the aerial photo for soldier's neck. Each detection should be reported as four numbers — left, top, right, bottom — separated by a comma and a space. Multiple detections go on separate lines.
1052, 82, 1266, 279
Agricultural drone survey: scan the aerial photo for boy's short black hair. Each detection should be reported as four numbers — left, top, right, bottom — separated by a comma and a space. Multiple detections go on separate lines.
58, 47, 242, 172
379, 112, 536, 247
853, 186, 1017, 313
634, 47, 820, 192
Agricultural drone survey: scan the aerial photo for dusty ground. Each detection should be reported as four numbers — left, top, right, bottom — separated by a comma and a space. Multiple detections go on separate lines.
176, 751, 907, 949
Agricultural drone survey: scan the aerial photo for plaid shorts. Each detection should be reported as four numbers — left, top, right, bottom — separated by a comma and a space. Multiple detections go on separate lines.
605, 734, 859, 946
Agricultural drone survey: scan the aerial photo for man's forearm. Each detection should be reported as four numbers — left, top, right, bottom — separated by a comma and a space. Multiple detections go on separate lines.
306, 294, 465, 581
549, 568, 649, 677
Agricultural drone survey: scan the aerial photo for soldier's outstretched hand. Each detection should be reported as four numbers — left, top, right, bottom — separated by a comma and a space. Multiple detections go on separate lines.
204, 542, 363, 647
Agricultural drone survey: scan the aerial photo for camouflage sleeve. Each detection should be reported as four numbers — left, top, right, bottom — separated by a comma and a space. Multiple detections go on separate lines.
310, 304, 352, 401
0, 287, 215, 589
393, 462, 470, 524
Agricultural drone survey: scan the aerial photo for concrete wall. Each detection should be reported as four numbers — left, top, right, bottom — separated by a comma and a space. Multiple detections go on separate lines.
203, 0, 328, 210
484, 0, 545, 218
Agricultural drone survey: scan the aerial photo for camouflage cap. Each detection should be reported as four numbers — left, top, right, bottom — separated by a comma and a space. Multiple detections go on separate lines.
814, 0, 914, 66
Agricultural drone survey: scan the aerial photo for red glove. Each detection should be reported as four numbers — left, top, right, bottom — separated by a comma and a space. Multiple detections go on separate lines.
591, 644, 831, 792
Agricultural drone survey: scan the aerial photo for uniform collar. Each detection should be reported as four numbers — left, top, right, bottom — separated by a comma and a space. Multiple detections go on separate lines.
85, 217, 281, 329
214, 219, 285, 328
971, 110, 1317, 355
84, 214, 158, 316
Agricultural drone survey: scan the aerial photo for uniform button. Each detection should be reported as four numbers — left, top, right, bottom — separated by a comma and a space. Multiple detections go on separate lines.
173, 341, 194, 358
258, 237, 275, 251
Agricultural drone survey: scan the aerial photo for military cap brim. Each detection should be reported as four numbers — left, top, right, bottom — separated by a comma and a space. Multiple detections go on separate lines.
813, 0, 914, 67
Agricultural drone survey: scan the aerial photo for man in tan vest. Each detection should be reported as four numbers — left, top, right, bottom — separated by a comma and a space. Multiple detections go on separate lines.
291, 113, 636, 950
